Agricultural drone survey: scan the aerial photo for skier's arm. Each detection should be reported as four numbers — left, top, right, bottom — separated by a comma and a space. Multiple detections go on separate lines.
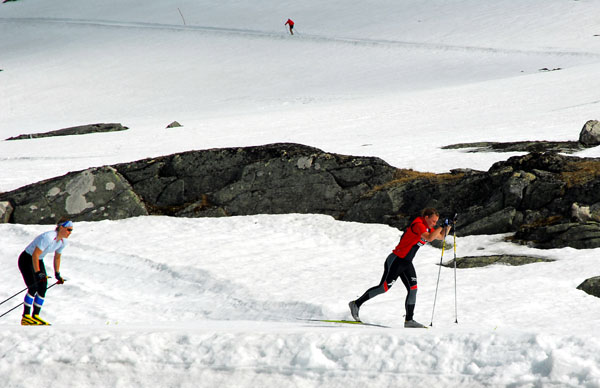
421, 226, 449, 242
31, 247, 43, 272
53, 252, 61, 274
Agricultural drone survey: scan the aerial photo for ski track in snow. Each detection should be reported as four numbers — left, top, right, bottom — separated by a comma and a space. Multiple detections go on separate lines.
2, 16, 600, 59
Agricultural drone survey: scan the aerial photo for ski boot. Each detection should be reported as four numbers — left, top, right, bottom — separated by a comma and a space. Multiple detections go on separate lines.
348, 300, 360, 322
404, 319, 427, 328
21, 314, 38, 326
31, 314, 51, 325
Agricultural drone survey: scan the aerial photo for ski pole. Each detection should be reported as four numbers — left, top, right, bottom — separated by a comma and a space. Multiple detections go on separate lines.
453, 215, 458, 324
429, 226, 448, 327
0, 287, 28, 307
0, 282, 59, 319
0, 275, 54, 307
177, 7, 186, 26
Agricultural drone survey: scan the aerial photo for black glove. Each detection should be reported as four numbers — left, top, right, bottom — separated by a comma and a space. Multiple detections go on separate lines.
55, 272, 64, 284
442, 218, 450, 227
35, 271, 47, 282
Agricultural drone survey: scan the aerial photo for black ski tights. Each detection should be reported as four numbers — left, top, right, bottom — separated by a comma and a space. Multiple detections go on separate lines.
355, 253, 418, 320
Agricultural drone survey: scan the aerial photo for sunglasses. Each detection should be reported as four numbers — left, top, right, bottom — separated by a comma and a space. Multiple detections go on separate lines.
66, 228, 73, 232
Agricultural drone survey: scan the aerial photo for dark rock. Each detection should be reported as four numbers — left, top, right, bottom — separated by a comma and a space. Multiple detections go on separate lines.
166, 121, 182, 128
114, 143, 397, 218
442, 140, 585, 154
502, 171, 536, 208
577, 276, 600, 298
442, 255, 554, 268
459, 207, 523, 236
490, 152, 569, 173
514, 221, 600, 249
5, 123, 128, 141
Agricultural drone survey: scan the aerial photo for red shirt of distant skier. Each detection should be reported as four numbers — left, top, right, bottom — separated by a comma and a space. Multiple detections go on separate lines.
285, 18, 295, 35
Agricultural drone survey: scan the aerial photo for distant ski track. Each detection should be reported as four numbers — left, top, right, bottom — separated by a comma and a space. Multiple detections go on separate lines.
3, 16, 600, 59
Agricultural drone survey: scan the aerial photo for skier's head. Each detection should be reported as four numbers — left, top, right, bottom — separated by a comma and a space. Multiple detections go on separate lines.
421, 208, 439, 228
56, 217, 74, 237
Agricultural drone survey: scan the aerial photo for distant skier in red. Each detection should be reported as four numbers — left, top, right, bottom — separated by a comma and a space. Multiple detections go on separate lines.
285, 18, 295, 35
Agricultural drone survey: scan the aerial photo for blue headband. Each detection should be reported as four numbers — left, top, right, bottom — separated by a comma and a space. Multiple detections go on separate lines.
60, 220, 73, 228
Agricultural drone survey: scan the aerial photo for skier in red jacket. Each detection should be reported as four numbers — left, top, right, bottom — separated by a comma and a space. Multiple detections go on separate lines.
349, 208, 450, 328
285, 19, 295, 35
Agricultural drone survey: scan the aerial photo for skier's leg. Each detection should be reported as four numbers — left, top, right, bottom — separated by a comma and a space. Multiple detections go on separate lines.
32, 265, 48, 316
355, 253, 400, 308
399, 262, 418, 321
18, 252, 36, 316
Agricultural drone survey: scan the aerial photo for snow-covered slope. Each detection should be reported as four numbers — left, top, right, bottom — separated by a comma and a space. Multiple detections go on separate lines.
1, 1, 600, 387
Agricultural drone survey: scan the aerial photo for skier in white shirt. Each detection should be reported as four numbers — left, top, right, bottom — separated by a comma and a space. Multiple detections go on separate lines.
18, 218, 72, 325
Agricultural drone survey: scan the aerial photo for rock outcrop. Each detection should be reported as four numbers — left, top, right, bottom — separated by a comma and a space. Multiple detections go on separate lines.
112, 143, 397, 219
1, 143, 599, 249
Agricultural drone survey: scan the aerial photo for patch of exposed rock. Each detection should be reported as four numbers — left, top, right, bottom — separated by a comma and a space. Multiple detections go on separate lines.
442, 140, 585, 154
443, 120, 600, 153
577, 276, 600, 298
5, 123, 128, 140
442, 255, 554, 268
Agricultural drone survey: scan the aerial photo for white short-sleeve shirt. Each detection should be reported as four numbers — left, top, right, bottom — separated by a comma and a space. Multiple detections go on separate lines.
25, 231, 67, 260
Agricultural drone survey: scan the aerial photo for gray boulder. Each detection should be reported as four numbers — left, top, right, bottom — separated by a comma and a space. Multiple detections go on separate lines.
577, 276, 600, 298
579, 120, 600, 146
2, 167, 147, 224
0, 201, 13, 223
571, 203, 592, 222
